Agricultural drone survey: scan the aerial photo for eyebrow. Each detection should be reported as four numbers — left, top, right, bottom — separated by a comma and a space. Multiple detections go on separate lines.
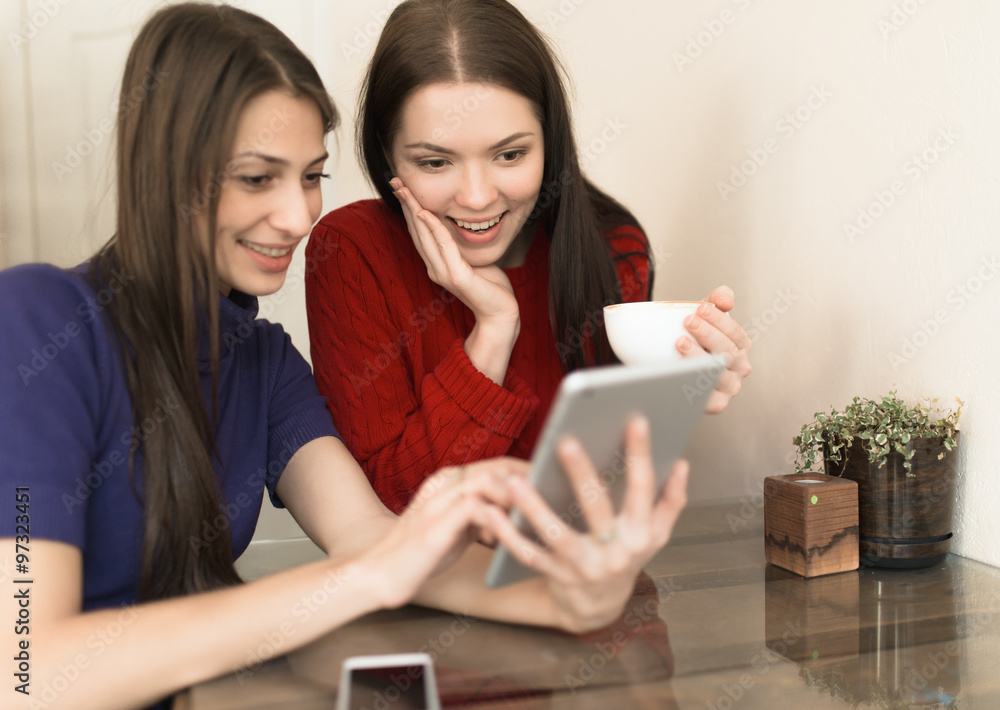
232, 151, 329, 166
403, 132, 536, 154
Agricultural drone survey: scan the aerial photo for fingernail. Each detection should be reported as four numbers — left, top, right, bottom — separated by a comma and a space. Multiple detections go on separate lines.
558, 437, 584, 459
698, 303, 715, 317
684, 315, 699, 329
677, 337, 691, 352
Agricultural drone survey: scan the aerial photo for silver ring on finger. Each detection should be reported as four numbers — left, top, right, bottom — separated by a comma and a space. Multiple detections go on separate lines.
593, 529, 617, 545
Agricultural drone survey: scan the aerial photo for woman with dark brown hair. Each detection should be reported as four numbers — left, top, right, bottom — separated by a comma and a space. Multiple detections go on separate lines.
0, 4, 689, 709
306, 0, 752, 513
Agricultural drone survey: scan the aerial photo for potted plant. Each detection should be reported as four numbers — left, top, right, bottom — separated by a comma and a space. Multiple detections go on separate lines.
793, 392, 962, 568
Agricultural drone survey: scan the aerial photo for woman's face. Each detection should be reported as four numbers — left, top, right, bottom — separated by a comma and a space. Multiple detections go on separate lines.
389, 82, 545, 269
212, 90, 328, 296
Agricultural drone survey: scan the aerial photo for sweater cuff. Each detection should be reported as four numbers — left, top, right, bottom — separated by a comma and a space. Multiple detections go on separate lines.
433, 339, 539, 439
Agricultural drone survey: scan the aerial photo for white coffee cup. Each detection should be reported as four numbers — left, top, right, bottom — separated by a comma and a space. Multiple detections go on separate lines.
603, 301, 707, 366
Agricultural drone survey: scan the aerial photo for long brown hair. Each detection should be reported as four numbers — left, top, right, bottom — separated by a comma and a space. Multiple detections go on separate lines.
90, 3, 337, 601
358, 0, 652, 370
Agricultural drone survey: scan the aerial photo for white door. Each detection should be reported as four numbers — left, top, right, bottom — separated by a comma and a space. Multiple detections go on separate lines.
1, 0, 343, 269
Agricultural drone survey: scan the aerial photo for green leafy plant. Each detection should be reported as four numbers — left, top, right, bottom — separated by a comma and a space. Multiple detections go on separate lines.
793, 392, 962, 476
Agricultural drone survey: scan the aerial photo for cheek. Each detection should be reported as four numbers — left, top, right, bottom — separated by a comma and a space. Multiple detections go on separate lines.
404, 175, 450, 213
507, 164, 545, 204
308, 190, 323, 223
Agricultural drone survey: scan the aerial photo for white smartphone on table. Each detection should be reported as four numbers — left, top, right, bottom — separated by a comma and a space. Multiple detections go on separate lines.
484, 354, 726, 588
335, 652, 441, 710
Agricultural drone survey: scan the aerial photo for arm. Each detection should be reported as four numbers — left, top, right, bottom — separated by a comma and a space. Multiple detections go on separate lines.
0, 438, 506, 710
306, 214, 538, 512
278, 420, 689, 635
2, 420, 685, 709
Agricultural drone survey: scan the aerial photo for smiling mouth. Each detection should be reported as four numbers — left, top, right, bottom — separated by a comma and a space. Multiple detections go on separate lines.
238, 239, 293, 257
451, 213, 505, 234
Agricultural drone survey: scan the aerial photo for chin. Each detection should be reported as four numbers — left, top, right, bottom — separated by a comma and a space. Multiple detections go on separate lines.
236, 275, 287, 298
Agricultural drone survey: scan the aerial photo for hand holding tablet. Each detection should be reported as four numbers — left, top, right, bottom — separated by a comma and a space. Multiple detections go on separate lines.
485, 354, 726, 589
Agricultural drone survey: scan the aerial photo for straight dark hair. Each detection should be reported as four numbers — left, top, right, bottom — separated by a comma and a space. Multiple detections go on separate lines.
90, 2, 337, 601
357, 0, 653, 371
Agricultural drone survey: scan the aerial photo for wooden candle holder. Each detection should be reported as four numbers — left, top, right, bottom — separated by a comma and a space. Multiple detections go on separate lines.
764, 473, 859, 577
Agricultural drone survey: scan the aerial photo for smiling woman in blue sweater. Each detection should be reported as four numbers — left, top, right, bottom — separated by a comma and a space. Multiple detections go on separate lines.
0, 4, 689, 709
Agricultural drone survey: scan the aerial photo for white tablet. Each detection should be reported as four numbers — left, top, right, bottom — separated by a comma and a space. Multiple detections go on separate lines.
484, 353, 726, 588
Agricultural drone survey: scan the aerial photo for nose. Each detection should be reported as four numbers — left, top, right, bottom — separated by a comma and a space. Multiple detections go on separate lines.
268, 183, 318, 238
454, 165, 498, 211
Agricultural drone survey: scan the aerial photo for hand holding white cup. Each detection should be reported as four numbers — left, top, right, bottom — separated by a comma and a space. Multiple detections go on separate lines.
604, 301, 713, 366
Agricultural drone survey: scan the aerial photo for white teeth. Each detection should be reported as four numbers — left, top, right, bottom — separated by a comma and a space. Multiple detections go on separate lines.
239, 240, 291, 257
454, 214, 502, 232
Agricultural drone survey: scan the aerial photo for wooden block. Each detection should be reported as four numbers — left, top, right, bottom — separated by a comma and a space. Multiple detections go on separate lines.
764, 473, 859, 577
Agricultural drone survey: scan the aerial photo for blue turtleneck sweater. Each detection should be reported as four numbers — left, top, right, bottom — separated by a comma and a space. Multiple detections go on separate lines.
0, 262, 338, 611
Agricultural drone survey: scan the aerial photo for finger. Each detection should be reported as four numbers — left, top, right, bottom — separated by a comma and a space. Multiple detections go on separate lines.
414, 210, 478, 291
393, 183, 449, 276
682, 313, 741, 359
620, 416, 656, 531
649, 460, 689, 547
703, 285, 734, 312
694, 299, 752, 352
405, 490, 485, 552
704, 388, 732, 415
556, 436, 617, 539
504, 476, 579, 555
484, 505, 565, 581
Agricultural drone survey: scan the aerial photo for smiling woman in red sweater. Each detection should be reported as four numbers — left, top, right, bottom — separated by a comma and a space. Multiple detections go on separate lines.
305, 0, 752, 514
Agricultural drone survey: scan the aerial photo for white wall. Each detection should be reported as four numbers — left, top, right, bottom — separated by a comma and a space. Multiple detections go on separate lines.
3, 1, 998, 567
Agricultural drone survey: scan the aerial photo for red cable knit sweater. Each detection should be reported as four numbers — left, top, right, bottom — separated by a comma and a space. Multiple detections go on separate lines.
305, 199, 651, 513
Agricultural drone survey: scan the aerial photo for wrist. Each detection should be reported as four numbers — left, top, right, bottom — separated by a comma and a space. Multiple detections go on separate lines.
464, 319, 519, 384
326, 556, 398, 616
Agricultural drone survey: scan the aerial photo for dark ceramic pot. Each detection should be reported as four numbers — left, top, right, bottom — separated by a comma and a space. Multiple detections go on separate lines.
824, 434, 959, 568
